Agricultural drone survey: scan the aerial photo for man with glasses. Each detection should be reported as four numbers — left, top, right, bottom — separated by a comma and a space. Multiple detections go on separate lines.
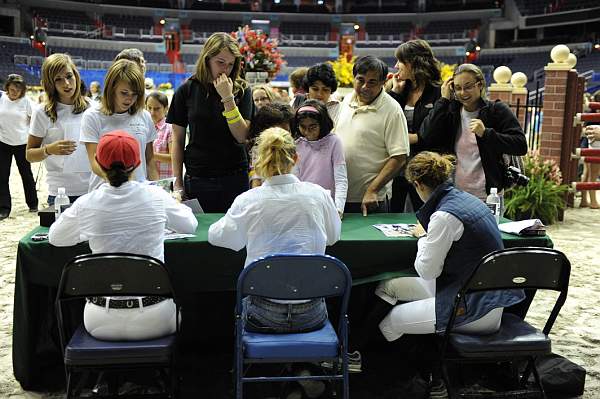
335, 56, 409, 215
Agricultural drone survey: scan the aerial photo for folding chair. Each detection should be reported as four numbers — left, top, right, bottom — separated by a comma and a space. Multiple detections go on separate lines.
234, 254, 352, 399
55, 253, 180, 398
440, 247, 571, 398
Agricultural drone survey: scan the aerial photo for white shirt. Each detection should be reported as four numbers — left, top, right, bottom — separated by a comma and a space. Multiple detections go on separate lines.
49, 181, 198, 261
414, 211, 464, 280
208, 174, 341, 267
80, 107, 156, 191
0, 94, 33, 146
30, 102, 91, 196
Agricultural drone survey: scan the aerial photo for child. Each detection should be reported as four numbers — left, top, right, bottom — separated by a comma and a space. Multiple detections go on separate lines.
292, 99, 347, 216
27, 53, 91, 205
146, 91, 173, 179
248, 102, 294, 187
80, 59, 158, 191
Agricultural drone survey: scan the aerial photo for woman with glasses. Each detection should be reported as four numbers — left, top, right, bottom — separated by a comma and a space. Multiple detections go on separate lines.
420, 63, 527, 200
0, 74, 38, 219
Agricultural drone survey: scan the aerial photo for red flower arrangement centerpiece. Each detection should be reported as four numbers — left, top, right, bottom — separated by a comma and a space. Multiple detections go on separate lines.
230, 25, 285, 82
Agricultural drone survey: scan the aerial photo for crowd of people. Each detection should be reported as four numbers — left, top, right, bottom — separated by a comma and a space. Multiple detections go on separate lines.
2, 31, 577, 396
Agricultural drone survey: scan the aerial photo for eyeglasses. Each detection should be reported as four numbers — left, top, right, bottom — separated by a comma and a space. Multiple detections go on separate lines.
452, 81, 480, 93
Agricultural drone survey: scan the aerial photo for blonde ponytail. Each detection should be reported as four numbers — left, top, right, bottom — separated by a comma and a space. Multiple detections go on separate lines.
406, 151, 455, 188
254, 127, 296, 179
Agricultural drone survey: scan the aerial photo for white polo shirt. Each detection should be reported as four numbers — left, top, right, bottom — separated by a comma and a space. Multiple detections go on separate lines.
335, 90, 409, 202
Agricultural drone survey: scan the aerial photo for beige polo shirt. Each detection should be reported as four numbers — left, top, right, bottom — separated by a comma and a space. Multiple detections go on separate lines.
335, 90, 409, 202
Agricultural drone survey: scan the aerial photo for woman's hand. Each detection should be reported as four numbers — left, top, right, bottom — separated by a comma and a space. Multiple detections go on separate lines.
213, 73, 234, 100
441, 78, 453, 100
47, 140, 77, 156
412, 223, 426, 238
585, 125, 600, 143
469, 118, 486, 137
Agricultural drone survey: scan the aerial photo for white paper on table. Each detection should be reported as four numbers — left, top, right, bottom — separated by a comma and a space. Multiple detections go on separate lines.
163, 228, 195, 240
62, 122, 92, 173
499, 219, 544, 235
372, 223, 416, 238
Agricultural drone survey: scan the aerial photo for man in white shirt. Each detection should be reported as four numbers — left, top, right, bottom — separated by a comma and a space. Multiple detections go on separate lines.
335, 56, 410, 216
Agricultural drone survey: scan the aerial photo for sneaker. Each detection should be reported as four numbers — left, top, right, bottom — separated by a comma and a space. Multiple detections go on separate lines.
320, 350, 362, 373
429, 379, 449, 399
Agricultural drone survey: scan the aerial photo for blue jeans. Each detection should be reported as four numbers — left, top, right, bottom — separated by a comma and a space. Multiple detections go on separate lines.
47, 195, 81, 206
242, 296, 328, 333
184, 171, 248, 213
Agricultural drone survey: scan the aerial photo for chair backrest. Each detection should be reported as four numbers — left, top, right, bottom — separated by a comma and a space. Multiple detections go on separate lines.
447, 247, 570, 339
237, 254, 352, 301
57, 252, 174, 300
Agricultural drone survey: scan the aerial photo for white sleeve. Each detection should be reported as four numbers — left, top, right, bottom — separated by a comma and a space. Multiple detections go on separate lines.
208, 198, 248, 251
161, 190, 198, 234
48, 201, 82, 247
144, 110, 157, 143
333, 164, 347, 213
29, 107, 49, 138
322, 191, 342, 245
414, 211, 464, 280
79, 110, 100, 143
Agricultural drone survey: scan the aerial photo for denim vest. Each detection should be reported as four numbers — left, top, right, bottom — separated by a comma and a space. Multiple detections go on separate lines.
416, 182, 525, 333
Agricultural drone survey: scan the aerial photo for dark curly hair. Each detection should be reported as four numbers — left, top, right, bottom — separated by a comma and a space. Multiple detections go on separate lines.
249, 102, 294, 141
302, 63, 338, 93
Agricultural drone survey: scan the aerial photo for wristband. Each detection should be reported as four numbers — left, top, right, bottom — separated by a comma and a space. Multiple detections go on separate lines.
220, 95, 234, 103
227, 115, 242, 125
222, 107, 241, 119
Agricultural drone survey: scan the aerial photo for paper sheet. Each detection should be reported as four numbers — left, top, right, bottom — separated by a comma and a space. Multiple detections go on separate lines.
499, 219, 545, 235
373, 224, 416, 238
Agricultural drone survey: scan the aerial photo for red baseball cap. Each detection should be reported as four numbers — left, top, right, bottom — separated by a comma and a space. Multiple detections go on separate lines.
95, 130, 141, 170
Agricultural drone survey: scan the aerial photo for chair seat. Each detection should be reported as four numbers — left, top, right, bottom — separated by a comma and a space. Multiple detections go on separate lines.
65, 325, 175, 366
449, 313, 551, 358
243, 320, 339, 360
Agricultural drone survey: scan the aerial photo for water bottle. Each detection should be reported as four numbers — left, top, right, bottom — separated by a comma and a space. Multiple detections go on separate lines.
486, 187, 501, 224
54, 187, 70, 220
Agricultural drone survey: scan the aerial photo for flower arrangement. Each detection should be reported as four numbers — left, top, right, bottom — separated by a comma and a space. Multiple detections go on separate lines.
504, 150, 568, 225
328, 54, 355, 88
230, 25, 285, 78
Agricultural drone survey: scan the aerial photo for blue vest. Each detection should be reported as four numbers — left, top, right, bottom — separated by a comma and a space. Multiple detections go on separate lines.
416, 182, 525, 333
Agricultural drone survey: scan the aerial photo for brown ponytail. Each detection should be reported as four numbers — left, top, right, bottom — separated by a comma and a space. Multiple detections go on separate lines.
406, 151, 455, 189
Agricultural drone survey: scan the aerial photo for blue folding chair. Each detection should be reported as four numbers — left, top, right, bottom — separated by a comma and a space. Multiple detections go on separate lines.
234, 254, 352, 399
440, 247, 571, 398
55, 253, 180, 398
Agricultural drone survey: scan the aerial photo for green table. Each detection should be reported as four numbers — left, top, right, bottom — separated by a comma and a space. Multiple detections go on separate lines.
12, 213, 552, 390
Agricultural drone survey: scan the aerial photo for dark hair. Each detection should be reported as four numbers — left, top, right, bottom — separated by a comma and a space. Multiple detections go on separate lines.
292, 99, 334, 140
114, 48, 145, 69
249, 102, 294, 140
289, 67, 308, 90
352, 56, 387, 82
4, 74, 26, 97
303, 63, 338, 93
102, 162, 132, 187
394, 39, 441, 88
145, 91, 169, 108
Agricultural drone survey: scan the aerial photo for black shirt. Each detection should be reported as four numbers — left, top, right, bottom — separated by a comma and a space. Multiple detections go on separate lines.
167, 78, 253, 177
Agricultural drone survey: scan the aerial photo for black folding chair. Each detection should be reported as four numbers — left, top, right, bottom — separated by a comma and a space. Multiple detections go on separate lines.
440, 247, 571, 398
55, 253, 180, 398
234, 254, 352, 399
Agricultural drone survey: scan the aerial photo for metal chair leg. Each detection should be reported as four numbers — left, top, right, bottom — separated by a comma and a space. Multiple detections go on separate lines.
530, 359, 547, 399
441, 360, 455, 399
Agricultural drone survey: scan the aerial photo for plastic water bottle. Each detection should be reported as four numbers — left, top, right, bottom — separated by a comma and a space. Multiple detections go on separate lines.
54, 187, 70, 220
486, 187, 501, 224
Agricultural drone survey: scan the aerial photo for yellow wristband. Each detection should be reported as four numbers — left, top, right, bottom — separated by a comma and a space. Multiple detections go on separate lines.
222, 107, 241, 119
227, 115, 242, 125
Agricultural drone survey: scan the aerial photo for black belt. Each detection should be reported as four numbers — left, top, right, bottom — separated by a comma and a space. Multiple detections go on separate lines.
87, 296, 167, 309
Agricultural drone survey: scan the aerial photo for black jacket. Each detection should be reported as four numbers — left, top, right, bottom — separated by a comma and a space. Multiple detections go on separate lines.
420, 97, 527, 193
388, 82, 441, 153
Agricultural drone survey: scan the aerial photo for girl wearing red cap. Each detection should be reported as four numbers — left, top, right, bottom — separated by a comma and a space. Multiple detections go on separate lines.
80, 59, 158, 192
49, 130, 197, 340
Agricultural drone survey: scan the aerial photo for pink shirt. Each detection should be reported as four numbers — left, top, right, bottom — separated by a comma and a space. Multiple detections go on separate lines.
293, 134, 345, 200
152, 118, 173, 179
455, 108, 487, 200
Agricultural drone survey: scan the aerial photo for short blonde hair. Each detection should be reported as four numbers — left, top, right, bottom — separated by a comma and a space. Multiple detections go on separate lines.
100, 59, 145, 115
254, 127, 296, 179
41, 53, 88, 123
193, 32, 247, 96
453, 63, 487, 100
252, 84, 274, 102
406, 151, 455, 189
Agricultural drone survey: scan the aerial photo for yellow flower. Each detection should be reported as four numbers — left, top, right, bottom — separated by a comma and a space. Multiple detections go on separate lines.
328, 54, 356, 88
440, 63, 457, 82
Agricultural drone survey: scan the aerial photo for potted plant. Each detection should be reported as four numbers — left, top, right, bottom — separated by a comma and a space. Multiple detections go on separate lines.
504, 150, 568, 225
